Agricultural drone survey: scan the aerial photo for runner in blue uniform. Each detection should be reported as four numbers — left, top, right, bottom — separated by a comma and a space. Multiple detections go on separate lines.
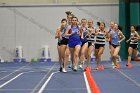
109, 23, 125, 68
55, 18, 67, 72
65, 17, 82, 71
65, 11, 74, 70
60, 12, 73, 72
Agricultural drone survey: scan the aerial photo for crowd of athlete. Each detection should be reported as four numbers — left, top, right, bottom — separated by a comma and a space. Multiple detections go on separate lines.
55, 11, 140, 72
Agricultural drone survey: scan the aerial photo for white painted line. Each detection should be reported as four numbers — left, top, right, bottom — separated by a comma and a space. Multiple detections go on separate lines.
0, 88, 86, 91
117, 70, 140, 87
37, 71, 59, 93
0, 73, 23, 88
30, 63, 57, 93
0, 71, 8, 73
83, 72, 92, 93
0, 65, 29, 81
107, 62, 140, 88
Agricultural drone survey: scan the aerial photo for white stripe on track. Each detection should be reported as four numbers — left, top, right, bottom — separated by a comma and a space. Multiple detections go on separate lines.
37, 71, 59, 93
0, 73, 23, 88
107, 62, 140, 88
117, 70, 140, 87
83, 72, 92, 93
0, 64, 29, 80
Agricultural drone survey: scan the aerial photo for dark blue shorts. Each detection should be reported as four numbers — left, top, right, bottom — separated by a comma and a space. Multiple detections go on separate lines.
60, 37, 69, 45
88, 42, 94, 48
111, 44, 120, 48
130, 44, 138, 49
68, 41, 82, 48
81, 41, 88, 47
95, 44, 105, 49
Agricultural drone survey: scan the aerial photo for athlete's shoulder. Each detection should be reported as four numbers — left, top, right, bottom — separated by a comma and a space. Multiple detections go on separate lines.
104, 29, 108, 33
96, 28, 100, 32
134, 31, 138, 34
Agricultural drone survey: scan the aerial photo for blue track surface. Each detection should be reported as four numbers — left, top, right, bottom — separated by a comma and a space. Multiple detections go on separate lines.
0, 62, 87, 93
0, 61, 140, 93
92, 61, 140, 93
43, 71, 87, 93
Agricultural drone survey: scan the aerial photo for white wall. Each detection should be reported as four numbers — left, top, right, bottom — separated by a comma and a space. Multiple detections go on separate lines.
0, 0, 119, 4
0, 4, 119, 61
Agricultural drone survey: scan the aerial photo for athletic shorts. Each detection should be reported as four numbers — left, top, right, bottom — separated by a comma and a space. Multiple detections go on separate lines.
95, 44, 105, 49
111, 44, 120, 48
129, 44, 138, 49
88, 42, 94, 48
60, 37, 69, 45
68, 41, 82, 48
81, 41, 88, 47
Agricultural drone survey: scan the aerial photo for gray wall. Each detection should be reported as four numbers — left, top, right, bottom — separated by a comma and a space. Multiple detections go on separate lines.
0, 4, 119, 62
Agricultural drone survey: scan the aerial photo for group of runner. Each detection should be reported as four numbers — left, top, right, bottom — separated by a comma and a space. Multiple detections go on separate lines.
55, 11, 140, 72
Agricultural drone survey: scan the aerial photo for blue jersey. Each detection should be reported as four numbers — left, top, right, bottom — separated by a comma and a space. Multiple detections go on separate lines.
111, 31, 120, 45
69, 26, 80, 42
61, 24, 69, 39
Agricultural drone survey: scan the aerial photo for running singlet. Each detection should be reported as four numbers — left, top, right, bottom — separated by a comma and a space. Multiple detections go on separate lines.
111, 31, 120, 45
86, 27, 95, 43
96, 30, 106, 44
81, 27, 88, 43
61, 24, 68, 39
69, 25, 81, 42
130, 32, 138, 44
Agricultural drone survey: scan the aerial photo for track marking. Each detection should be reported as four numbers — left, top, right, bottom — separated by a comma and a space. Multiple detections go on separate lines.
117, 70, 140, 87
30, 63, 56, 93
0, 71, 8, 73
83, 72, 92, 93
107, 61, 140, 88
37, 71, 59, 93
0, 88, 86, 91
0, 73, 23, 88
0, 63, 30, 80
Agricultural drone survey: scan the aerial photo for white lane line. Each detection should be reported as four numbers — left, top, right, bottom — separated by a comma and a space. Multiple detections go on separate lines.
0, 73, 23, 88
117, 70, 140, 87
83, 72, 92, 93
0, 71, 8, 73
0, 64, 29, 80
30, 63, 57, 93
107, 62, 140, 88
37, 71, 59, 93
0, 88, 86, 91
